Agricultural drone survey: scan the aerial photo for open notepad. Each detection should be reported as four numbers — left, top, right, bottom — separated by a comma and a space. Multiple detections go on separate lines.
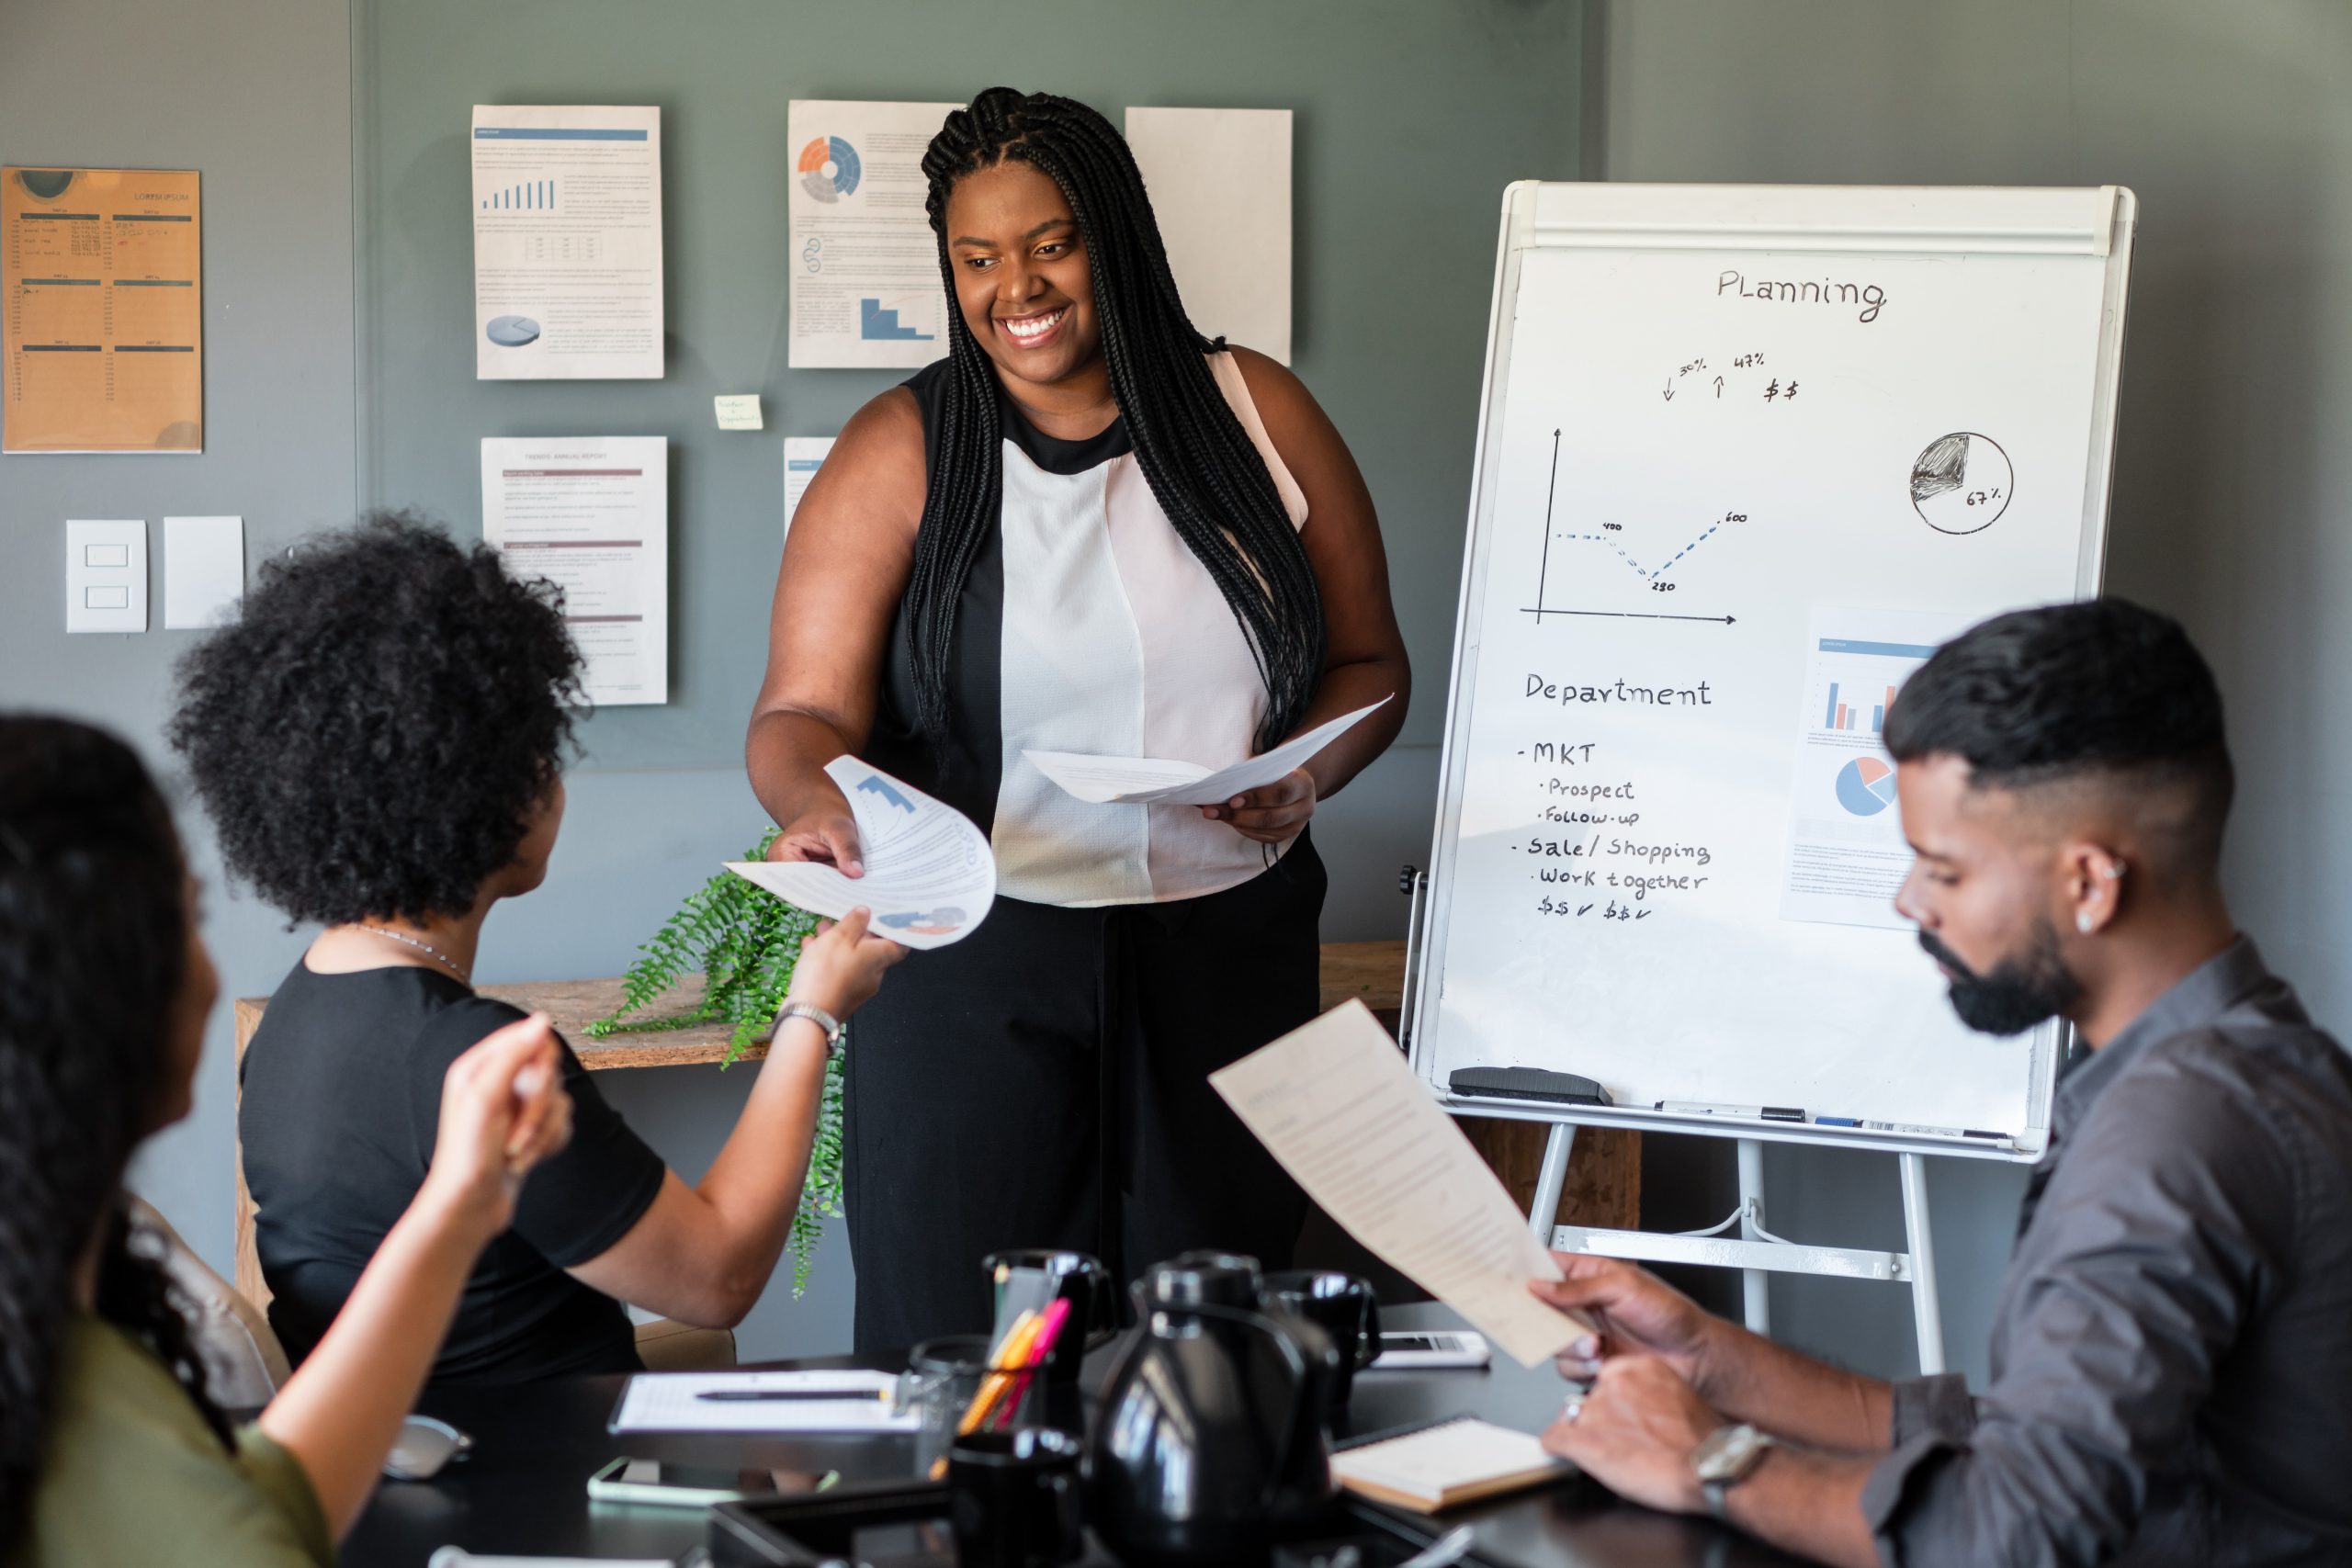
1330, 1417, 1570, 1513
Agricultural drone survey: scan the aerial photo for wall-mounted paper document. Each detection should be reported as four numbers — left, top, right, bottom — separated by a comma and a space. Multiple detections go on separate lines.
728, 756, 995, 951
1026, 695, 1390, 807
1124, 108, 1293, 365
783, 436, 835, 540
3, 166, 203, 452
609, 1370, 916, 1434
163, 515, 243, 628
1212, 1001, 1587, 1367
471, 106, 662, 379
787, 99, 960, 369
481, 436, 668, 705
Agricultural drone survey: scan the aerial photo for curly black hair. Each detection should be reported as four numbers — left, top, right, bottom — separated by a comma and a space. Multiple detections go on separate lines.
168, 512, 583, 925
0, 716, 231, 1554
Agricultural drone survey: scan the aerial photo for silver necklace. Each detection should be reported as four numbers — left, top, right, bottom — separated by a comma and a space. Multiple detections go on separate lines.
356, 925, 470, 983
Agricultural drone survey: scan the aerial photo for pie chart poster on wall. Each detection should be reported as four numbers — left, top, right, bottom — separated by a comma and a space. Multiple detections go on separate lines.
1410, 183, 2133, 1149
786, 98, 960, 369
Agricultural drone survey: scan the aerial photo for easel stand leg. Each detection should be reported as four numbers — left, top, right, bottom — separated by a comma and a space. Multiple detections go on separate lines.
1898, 1153, 1945, 1375
1529, 1122, 1577, 1241
1736, 1139, 1770, 1337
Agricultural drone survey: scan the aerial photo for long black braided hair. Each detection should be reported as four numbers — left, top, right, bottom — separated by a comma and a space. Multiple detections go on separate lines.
0, 716, 232, 1552
908, 87, 1326, 758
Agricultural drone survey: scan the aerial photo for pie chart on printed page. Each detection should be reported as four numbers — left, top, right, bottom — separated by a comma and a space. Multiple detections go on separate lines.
1836, 756, 1898, 817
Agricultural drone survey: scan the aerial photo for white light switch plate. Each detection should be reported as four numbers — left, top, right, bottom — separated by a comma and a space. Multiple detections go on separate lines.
67, 520, 148, 633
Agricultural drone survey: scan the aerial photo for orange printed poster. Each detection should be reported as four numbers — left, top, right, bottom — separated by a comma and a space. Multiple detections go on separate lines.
3, 167, 202, 453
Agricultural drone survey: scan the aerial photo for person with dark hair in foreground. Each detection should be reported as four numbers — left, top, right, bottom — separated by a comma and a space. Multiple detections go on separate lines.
747, 87, 1410, 1352
1532, 599, 2352, 1566
173, 515, 905, 1385
0, 715, 572, 1565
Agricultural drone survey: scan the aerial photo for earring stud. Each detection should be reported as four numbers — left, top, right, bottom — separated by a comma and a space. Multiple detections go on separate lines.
2076, 910, 2095, 934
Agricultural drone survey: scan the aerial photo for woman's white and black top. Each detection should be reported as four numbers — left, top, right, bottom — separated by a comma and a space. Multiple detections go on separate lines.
870, 353, 1311, 908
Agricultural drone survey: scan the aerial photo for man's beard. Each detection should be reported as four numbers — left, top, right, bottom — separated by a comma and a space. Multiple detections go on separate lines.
1917, 921, 2082, 1036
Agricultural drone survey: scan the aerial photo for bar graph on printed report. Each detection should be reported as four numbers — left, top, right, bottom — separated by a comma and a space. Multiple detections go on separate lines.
1809, 636, 1939, 738
481, 179, 555, 211
1823, 681, 1898, 735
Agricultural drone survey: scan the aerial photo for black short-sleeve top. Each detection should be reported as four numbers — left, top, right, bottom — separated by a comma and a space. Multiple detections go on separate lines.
239, 962, 668, 1383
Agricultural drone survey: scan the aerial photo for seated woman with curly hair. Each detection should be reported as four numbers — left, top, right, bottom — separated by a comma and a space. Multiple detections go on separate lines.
172, 514, 904, 1384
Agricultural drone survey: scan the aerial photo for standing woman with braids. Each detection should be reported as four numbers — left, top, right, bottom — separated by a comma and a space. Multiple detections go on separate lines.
748, 87, 1409, 1351
0, 716, 572, 1565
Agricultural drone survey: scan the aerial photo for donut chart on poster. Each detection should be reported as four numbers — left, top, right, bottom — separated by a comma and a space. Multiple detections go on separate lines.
797, 135, 862, 203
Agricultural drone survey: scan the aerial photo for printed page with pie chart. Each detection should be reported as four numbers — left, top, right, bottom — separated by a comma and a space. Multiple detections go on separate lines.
1779, 606, 1973, 930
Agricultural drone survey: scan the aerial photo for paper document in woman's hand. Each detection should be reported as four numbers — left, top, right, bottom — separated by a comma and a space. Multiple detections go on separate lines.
726, 756, 996, 950
1024, 695, 1392, 806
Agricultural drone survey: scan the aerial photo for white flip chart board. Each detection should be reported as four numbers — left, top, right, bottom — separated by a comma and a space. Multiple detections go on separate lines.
1406, 183, 2137, 1162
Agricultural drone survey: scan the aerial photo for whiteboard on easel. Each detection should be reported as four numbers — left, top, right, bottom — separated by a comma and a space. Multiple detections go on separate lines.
1405, 183, 2137, 1163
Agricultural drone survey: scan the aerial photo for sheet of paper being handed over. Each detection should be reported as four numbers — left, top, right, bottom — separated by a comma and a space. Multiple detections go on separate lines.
1211, 1001, 1589, 1367
1024, 694, 1392, 807
727, 757, 996, 951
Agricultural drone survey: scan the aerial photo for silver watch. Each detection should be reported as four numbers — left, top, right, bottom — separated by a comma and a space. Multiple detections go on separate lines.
1690, 1422, 1775, 1521
774, 1000, 845, 1055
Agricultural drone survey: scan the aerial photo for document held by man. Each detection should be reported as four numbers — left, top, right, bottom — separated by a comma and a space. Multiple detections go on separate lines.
470, 105, 662, 379
480, 436, 668, 705
727, 756, 996, 951
1212, 1001, 1589, 1367
1025, 695, 1392, 807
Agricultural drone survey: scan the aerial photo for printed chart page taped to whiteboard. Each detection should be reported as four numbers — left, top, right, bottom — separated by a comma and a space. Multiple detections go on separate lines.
1417, 187, 2118, 1142
729, 757, 996, 951
1213, 1001, 1587, 1367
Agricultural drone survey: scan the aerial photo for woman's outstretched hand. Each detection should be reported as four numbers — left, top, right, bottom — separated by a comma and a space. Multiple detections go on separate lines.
1203, 766, 1317, 843
788, 907, 909, 1021
767, 800, 865, 876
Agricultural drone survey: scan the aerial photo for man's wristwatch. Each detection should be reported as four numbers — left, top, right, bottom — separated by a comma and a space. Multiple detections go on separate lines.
775, 1000, 845, 1056
1690, 1423, 1775, 1521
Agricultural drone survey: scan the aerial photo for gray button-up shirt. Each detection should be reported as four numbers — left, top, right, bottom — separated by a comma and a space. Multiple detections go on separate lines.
1860, 938, 2352, 1566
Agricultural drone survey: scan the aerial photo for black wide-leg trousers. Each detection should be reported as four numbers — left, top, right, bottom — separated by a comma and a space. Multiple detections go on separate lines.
842, 831, 1326, 1356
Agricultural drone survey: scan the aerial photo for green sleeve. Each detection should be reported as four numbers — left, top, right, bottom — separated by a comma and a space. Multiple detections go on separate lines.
232, 1424, 337, 1567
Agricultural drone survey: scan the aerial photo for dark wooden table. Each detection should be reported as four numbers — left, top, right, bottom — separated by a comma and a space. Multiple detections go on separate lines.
343, 1303, 1795, 1568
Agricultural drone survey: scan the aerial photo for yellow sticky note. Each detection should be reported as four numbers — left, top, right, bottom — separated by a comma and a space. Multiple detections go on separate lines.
714, 395, 763, 431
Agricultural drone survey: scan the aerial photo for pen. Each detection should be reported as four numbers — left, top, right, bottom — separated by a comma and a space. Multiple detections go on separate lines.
1859, 1121, 2012, 1142
695, 1387, 890, 1403
1657, 1100, 1806, 1122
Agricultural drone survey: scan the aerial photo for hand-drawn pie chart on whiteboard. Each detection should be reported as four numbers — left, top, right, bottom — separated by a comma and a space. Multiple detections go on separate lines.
1836, 756, 1899, 817
1909, 432, 2013, 535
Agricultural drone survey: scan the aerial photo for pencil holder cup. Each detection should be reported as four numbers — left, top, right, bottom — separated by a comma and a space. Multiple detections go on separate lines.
981, 1249, 1116, 1387
905, 1334, 1037, 1480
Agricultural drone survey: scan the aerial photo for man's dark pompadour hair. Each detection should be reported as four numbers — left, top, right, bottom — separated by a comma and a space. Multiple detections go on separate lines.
1884, 598, 2233, 848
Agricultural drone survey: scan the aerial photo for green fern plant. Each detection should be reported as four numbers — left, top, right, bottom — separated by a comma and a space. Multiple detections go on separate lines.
588, 828, 840, 1294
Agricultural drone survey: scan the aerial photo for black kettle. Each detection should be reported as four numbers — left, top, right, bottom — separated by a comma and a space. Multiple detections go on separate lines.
1087, 1251, 1341, 1567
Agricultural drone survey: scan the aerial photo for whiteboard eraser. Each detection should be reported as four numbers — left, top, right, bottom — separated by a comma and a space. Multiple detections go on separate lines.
1449, 1066, 1611, 1107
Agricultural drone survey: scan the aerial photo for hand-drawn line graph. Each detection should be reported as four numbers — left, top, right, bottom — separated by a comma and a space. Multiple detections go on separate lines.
1521, 429, 1738, 626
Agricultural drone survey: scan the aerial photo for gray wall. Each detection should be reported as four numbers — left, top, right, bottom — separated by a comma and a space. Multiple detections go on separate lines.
0, 0, 359, 1280
1589, 0, 2352, 1382
2, 0, 1577, 1360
